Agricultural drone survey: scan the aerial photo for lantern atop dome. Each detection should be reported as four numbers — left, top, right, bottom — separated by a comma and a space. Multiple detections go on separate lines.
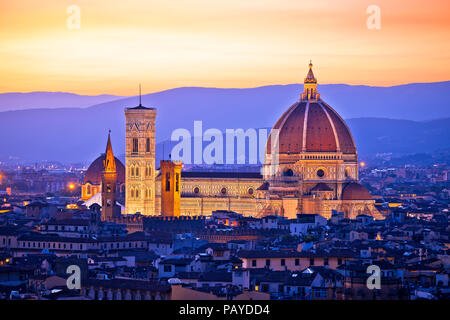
301, 60, 320, 101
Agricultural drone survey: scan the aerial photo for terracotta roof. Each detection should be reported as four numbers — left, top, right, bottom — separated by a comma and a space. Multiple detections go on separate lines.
83, 153, 125, 184
266, 100, 356, 155
341, 183, 372, 200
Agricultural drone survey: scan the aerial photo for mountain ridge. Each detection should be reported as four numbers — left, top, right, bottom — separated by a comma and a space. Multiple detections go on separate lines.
0, 82, 449, 163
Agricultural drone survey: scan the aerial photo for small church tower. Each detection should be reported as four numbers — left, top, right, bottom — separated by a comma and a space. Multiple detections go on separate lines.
101, 131, 122, 221
160, 160, 182, 217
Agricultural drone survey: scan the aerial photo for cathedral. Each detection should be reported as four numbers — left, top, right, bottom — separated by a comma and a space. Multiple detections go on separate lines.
81, 62, 383, 221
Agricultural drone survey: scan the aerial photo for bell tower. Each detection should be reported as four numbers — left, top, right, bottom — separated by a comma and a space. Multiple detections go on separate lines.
101, 131, 121, 221
160, 160, 182, 217
124, 89, 157, 215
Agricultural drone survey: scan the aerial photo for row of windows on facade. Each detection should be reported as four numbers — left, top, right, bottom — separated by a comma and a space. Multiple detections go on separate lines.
85, 289, 164, 300
129, 187, 152, 199
19, 241, 86, 250
18, 241, 146, 250
260, 285, 327, 298
283, 168, 326, 178
165, 173, 180, 192
132, 138, 151, 154
44, 225, 88, 231
129, 165, 153, 178
251, 257, 343, 267
278, 152, 342, 160
86, 185, 125, 195
191, 186, 254, 195
13, 240, 173, 250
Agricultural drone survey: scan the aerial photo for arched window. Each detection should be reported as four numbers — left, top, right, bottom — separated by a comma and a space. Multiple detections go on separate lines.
132, 138, 139, 153
284, 169, 294, 176
165, 173, 170, 191
87, 185, 91, 195
130, 188, 135, 198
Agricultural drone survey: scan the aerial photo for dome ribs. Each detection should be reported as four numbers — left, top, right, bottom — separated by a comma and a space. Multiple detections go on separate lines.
275, 101, 307, 154
266, 93, 356, 155
321, 101, 357, 154
84, 155, 126, 185
305, 103, 336, 152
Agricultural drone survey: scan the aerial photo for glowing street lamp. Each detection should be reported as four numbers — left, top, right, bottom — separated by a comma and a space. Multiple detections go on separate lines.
68, 183, 75, 190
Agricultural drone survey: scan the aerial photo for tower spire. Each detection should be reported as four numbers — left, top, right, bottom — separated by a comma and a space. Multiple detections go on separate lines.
104, 130, 116, 173
139, 83, 142, 107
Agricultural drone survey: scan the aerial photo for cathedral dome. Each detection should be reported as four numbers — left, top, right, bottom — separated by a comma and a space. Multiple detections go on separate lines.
266, 62, 356, 155
83, 154, 125, 184
341, 183, 372, 200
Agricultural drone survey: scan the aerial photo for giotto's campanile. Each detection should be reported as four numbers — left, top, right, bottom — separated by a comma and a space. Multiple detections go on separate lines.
124, 102, 157, 215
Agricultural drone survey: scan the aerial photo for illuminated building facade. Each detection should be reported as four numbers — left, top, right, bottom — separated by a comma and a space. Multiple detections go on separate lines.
124, 102, 157, 215
83, 63, 382, 220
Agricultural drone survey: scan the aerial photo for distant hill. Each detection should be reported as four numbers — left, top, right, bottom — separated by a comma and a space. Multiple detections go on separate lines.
153, 117, 450, 165
347, 117, 450, 156
0, 92, 124, 111
0, 82, 449, 163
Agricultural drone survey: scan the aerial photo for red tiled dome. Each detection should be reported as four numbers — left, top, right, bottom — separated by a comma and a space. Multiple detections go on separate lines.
266, 100, 356, 155
83, 154, 125, 184
341, 183, 372, 200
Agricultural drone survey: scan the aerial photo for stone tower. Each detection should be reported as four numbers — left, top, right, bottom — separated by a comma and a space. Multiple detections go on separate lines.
101, 131, 122, 221
124, 98, 157, 216
160, 160, 182, 217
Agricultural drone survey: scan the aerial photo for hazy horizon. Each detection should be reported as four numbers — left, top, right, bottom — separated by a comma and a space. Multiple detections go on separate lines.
2, 79, 450, 96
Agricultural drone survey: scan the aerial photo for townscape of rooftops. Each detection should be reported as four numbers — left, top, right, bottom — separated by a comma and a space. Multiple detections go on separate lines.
0, 64, 449, 300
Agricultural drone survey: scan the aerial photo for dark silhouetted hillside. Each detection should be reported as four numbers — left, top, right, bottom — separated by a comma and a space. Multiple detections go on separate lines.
0, 82, 449, 162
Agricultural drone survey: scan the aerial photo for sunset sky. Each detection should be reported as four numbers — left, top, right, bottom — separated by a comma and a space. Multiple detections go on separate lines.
0, 0, 449, 95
